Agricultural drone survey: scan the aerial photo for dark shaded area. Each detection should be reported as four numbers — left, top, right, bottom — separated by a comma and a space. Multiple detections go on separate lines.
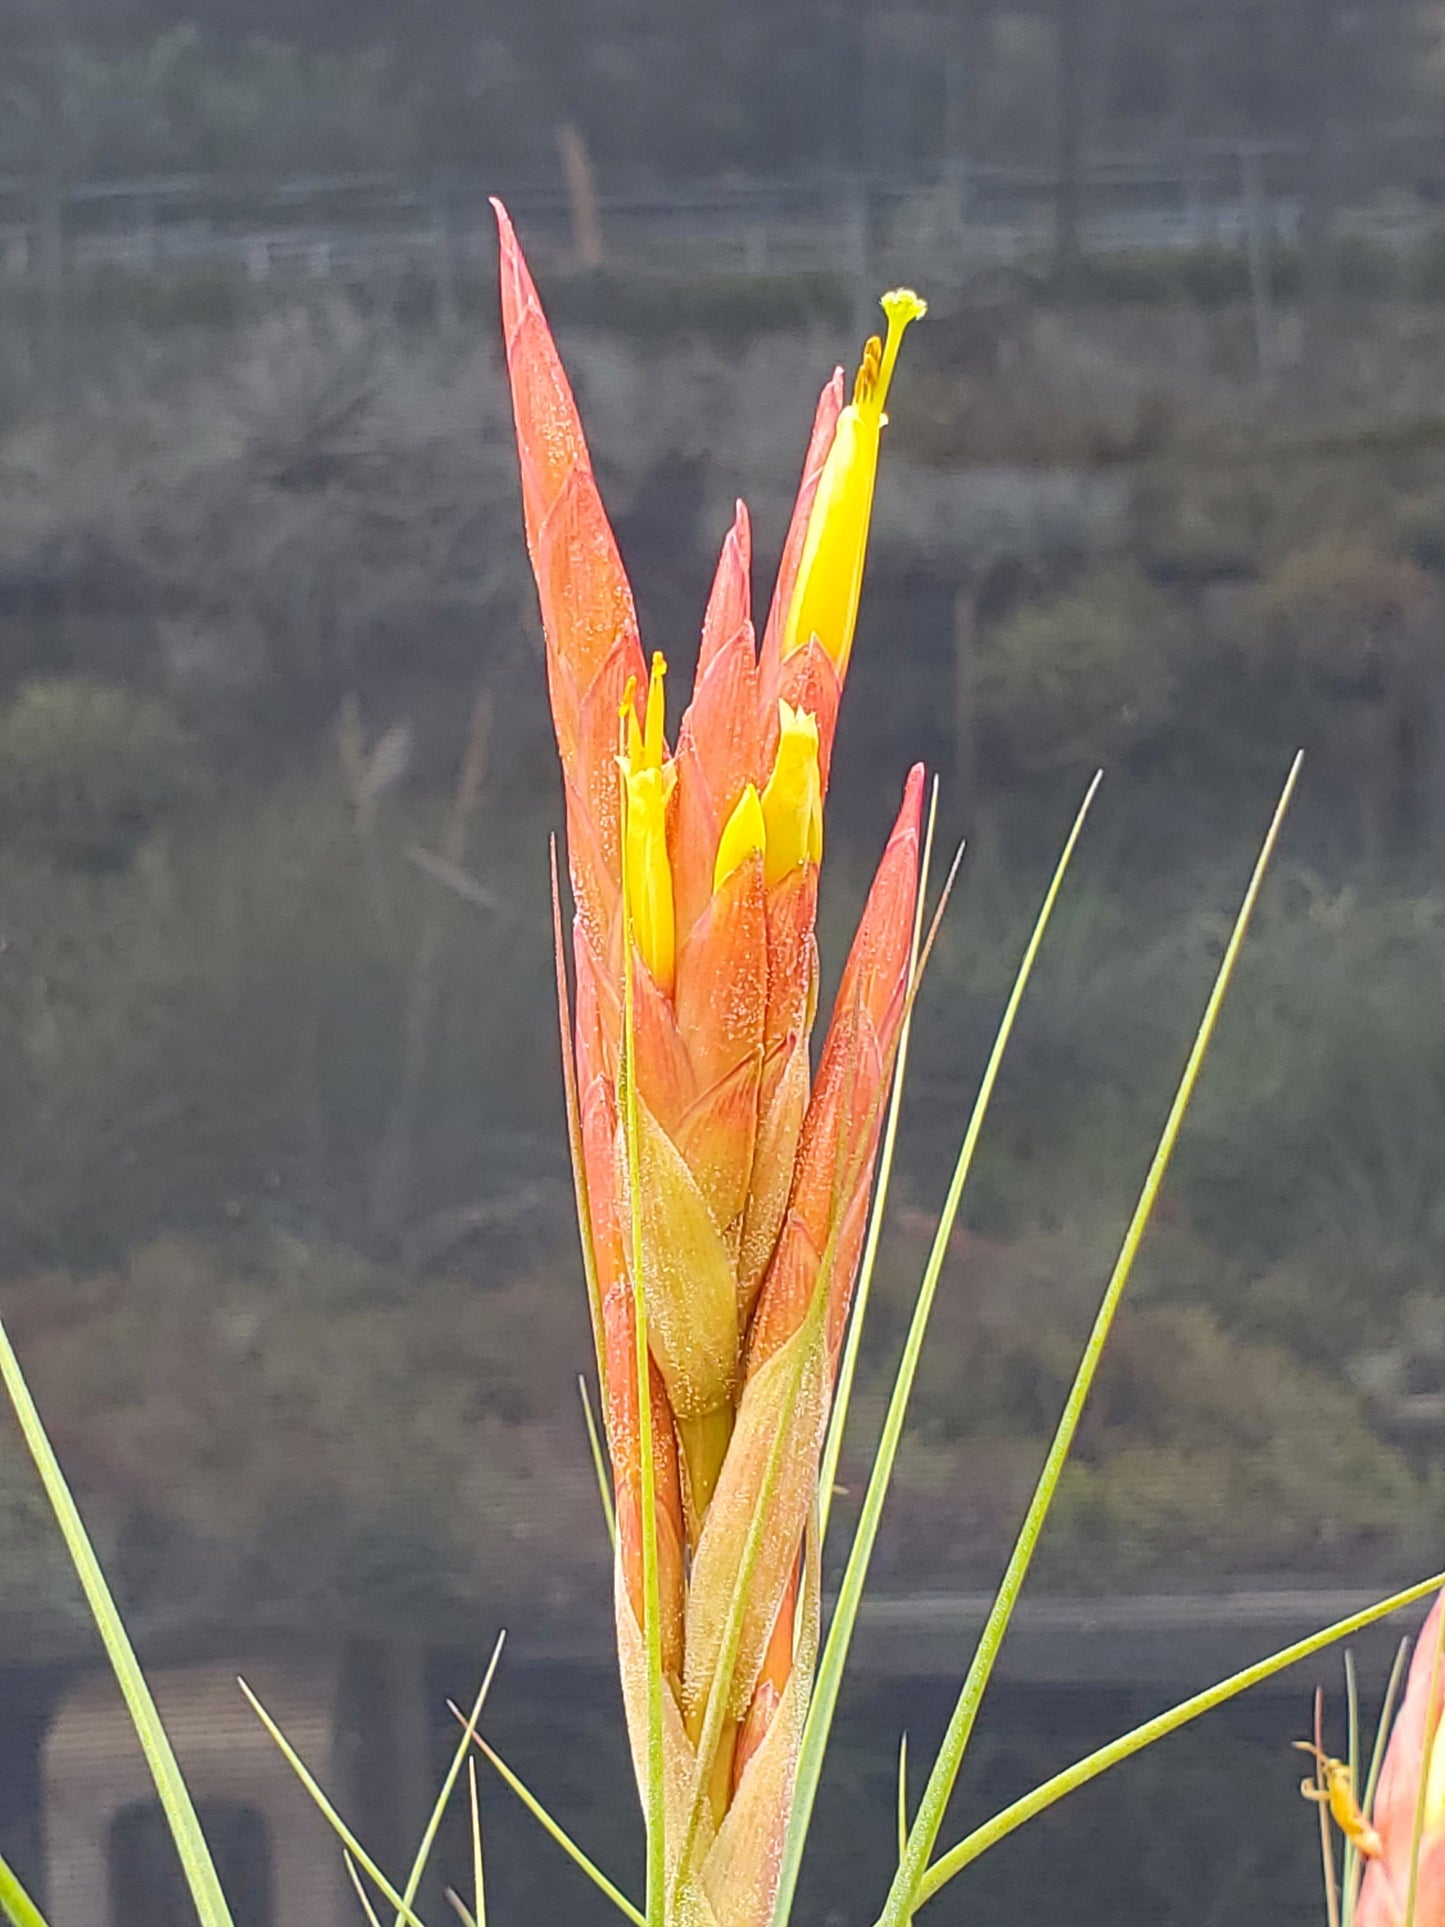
442, 1655, 1337, 1926
111, 1799, 273, 1927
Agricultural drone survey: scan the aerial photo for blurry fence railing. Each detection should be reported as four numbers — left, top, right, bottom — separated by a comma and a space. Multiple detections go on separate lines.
0, 153, 1441, 293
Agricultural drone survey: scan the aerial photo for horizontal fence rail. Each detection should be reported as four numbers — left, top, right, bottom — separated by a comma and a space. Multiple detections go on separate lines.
0, 147, 1442, 292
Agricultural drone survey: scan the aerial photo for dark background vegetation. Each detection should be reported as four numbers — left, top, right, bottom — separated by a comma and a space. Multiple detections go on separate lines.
2, 1, 1445, 1918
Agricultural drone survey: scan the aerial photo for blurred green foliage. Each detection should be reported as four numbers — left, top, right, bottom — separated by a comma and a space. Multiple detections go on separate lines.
977, 563, 1190, 772
0, 27, 423, 182
0, 1235, 600, 1633
1249, 540, 1437, 685
0, 679, 203, 865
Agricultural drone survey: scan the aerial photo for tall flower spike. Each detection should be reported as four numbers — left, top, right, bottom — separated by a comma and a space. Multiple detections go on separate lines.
495, 200, 924, 1926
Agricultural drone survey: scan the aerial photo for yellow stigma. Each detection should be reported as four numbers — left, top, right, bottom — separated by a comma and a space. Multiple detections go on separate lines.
713, 782, 765, 893
781, 287, 926, 677
620, 653, 676, 992
760, 703, 823, 887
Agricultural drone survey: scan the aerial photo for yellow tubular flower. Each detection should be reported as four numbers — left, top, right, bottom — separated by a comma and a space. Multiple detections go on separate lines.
620, 653, 677, 992
781, 288, 927, 676
713, 783, 766, 892
760, 702, 823, 888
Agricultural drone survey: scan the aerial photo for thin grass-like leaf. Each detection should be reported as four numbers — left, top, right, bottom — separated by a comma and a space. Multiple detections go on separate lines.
468, 1758, 486, 1927
394, 1634, 505, 1927
578, 1374, 617, 1550
1346, 1639, 1411, 1926
818, 780, 941, 1545
443, 1896, 476, 1927
618, 791, 667, 1926
0, 1851, 50, 1927
896, 1733, 910, 1869
1403, 1586, 1445, 1927
0, 1316, 235, 1927
463, 1731, 645, 1927
918, 1571, 1445, 1907
345, 1851, 386, 1927
1342, 1653, 1362, 1926
1365, 1641, 1411, 1815
239, 1677, 429, 1927
771, 774, 1100, 1927
1314, 1688, 1342, 1927
877, 755, 1301, 1927
552, 839, 609, 1407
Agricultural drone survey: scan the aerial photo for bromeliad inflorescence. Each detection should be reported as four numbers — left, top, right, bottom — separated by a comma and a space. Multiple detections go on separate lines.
494, 200, 924, 1925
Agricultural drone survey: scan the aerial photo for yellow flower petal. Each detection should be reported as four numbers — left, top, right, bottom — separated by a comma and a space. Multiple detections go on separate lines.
759, 704, 822, 888
713, 783, 766, 893
623, 763, 676, 993
620, 651, 676, 990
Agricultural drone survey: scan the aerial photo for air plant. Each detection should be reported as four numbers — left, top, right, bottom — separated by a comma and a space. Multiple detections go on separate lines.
0, 202, 1440, 1927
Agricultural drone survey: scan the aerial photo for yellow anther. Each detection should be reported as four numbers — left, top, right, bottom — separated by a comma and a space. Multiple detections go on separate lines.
1294, 1745, 1383, 1859
852, 336, 883, 409
620, 655, 669, 771
642, 651, 667, 770
760, 703, 823, 887
713, 783, 766, 893
781, 287, 926, 675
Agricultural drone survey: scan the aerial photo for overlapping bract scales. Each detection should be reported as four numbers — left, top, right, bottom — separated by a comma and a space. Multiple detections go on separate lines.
496, 199, 924, 1925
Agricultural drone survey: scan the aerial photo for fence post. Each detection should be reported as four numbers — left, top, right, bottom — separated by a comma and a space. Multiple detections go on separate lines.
558, 123, 605, 270
430, 177, 460, 334
38, 158, 67, 421
1053, 0, 1086, 293
1240, 143, 1278, 390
